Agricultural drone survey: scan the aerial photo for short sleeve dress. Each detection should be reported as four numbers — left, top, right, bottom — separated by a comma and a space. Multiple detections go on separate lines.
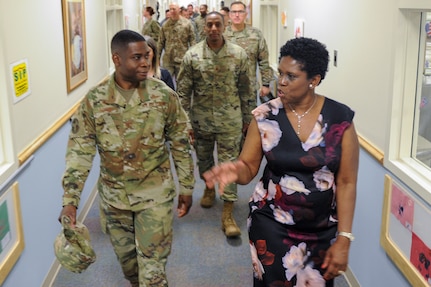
249, 96, 354, 287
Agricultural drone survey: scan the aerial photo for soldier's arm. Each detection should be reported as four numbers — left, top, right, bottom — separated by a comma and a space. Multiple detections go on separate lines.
257, 33, 273, 86
157, 27, 165, 60
176, 54, 194, 113
152, 21, 161, 42
164, 92, 195, 196
189, 22, 196, 47
62, 96, 97, 209
238, 53, 254, 125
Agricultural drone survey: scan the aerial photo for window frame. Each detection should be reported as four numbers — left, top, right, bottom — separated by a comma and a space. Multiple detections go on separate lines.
0, 44, 15, 178
385, 9, 431, 204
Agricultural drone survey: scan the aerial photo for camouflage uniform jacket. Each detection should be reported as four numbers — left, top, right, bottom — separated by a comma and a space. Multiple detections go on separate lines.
157, 17, 196, 67
141, 18, 161, 43
176, 38, 253, 132
62, 75, 195, 211
224, 25, 273, 93
193, 15, 206, 42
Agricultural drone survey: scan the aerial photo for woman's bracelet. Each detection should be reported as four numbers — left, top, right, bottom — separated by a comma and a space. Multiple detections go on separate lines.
337, 231, 355, 242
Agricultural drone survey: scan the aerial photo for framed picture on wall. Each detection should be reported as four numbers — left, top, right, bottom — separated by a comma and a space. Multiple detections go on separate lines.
245, 0, 252, 25
0, 182, 24, 286
380, 175, 431, 287
62, 0, 88, 93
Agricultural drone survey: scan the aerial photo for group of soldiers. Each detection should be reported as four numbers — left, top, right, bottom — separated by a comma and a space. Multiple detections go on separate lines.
144, 1, 274, 237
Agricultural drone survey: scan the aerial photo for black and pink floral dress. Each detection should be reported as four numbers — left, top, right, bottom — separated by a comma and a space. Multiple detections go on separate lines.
248, 97, 354, 287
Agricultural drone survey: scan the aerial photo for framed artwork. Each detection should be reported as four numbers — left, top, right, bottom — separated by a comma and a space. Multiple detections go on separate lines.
380, 174, 431, 286
62, 0, 88, 93
245, 0, 252, 25
0, 182, 24, 285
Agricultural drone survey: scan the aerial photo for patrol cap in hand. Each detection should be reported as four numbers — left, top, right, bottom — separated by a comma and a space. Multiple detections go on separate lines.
54, 215, 96, 273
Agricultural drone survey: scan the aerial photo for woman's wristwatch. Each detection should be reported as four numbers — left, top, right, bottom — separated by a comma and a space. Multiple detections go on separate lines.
337, 231, 355, 242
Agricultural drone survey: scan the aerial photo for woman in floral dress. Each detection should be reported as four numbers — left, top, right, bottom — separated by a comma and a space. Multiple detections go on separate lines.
203, 37, 359, 287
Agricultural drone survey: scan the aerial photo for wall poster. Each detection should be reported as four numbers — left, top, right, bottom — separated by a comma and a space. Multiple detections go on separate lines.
381, 174, 431, 286
9, 59, 31, 104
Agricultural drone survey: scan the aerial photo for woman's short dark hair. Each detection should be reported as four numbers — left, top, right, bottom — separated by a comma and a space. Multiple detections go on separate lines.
279, 37, 329, 81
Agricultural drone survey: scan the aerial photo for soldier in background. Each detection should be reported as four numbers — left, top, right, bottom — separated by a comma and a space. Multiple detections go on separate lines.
177, 12, 252, 238
193, 4, 208, 42
141, 6, 161, 43
187, 3, 199, 19
159, 9, 170, 26
224, 1, 273, 106
58, 30, 194, 287
157, 2, 196, 80
180, 5, 198, 41
220, 6, 231, 27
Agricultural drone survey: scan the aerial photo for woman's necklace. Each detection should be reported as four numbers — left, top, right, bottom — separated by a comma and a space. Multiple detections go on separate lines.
288, 95, 317, 136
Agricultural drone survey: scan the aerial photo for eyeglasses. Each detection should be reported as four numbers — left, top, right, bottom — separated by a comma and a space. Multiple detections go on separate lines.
276, 71, 299, 83
229, 10, 246, 15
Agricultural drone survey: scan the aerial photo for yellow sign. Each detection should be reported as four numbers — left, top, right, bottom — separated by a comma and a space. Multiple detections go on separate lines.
10, 59, 31, 103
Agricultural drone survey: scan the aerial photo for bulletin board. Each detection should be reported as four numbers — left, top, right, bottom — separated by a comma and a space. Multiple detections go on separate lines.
380, 174, 431, 286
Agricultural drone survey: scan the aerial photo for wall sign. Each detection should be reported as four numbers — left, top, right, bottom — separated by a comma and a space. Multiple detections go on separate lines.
10, 59, 31, 104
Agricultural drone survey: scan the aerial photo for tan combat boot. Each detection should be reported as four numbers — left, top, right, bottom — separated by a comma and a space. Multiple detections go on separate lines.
221, 201, 241, 237
200, 187, 215, 208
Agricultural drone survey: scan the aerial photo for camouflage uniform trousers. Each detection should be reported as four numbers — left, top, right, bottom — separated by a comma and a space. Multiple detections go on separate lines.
100, 198, 174, 287
194, 128, 242, 202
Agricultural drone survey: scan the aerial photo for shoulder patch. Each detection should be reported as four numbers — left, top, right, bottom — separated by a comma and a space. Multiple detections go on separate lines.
71, 118, 80, 134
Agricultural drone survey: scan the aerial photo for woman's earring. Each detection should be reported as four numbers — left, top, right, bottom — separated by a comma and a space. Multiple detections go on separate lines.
309, 84, 313, 89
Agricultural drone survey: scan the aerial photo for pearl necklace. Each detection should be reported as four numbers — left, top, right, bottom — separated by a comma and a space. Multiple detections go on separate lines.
288, 95, 317, 136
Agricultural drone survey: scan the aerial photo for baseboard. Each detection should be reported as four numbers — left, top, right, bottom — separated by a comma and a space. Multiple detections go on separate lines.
41, 186, 99, 287
344, 266, 361, 287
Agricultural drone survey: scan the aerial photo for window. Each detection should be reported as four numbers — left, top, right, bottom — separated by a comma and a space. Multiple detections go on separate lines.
414, 12, 431, 168
386, 10, 431, 203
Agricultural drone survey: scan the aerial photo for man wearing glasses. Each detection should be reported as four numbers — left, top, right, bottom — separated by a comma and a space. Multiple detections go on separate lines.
224, 1, 273, 108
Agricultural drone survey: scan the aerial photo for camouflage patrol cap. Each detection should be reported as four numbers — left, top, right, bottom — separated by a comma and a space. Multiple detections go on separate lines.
54, 215, 96, 273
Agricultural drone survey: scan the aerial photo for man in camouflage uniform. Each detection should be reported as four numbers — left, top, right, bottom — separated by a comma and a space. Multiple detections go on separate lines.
180, 5, 198, 42
224, 1, 273, 105
193, 4, 208, 42
59, 30, 194, 287
177, 12, 252, 238
157, 2, 196, 79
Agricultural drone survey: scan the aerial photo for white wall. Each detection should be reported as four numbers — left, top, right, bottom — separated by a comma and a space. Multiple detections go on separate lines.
0, 0, 109, 157
275, 0, 398, 151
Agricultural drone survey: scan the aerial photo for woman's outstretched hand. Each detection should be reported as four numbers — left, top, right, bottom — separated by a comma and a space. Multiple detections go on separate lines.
203, 161, 242, 195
